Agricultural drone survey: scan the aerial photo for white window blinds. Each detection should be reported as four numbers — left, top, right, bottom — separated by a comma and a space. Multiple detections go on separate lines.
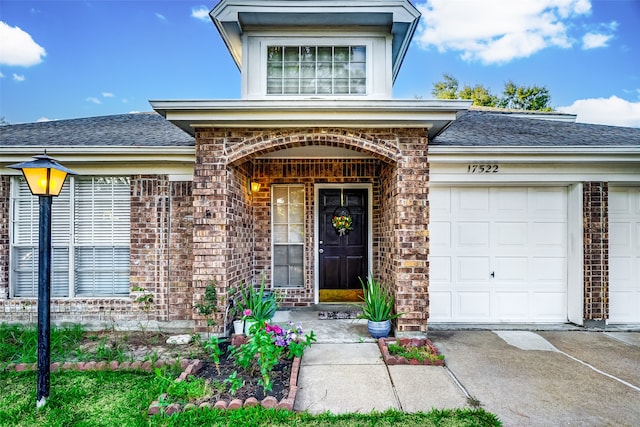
10, 176, 130, 298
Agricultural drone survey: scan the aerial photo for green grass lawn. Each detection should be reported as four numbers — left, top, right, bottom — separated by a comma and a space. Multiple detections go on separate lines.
0, 323, 501, 426
0, 370, 501, 427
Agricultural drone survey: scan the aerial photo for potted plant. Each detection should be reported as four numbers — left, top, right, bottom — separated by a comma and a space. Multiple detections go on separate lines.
357, 275, 403, 338
238, 275, 279, 334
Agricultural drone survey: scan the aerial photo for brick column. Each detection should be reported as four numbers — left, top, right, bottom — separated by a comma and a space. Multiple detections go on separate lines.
130, 175, 169, 321
583, 182, 609, 327
393, 128, 430, 336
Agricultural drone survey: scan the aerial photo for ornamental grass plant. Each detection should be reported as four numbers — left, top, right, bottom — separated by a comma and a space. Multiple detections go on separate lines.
357, 275, 403, 322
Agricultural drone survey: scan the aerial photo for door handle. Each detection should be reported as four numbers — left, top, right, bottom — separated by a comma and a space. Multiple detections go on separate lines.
490, 271, 495, 278
319, 249, 324, 254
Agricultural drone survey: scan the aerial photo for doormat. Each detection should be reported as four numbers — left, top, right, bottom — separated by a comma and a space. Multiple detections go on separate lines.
318, 311, 362, 320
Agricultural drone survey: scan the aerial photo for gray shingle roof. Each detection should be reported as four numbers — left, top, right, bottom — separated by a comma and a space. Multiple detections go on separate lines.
0, 112, 194, 147
432, 110, 640, 146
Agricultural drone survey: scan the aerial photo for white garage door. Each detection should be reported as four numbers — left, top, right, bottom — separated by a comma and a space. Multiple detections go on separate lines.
609, 187, 640, 323
429, 187, 568, 322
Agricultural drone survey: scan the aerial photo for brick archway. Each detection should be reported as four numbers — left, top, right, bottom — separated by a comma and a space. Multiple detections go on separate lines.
226, 128, 399, 165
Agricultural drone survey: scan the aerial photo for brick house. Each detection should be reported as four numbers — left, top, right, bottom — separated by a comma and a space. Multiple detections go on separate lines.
1, 0, 639, 334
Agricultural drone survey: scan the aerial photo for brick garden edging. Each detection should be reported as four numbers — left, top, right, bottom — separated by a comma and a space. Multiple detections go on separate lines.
2, 358, 189, 373
377, 337, 445, 366
147, 334, 301, 416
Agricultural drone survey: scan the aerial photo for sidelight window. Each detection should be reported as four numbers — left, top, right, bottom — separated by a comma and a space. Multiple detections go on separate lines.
272, 185, 305, 288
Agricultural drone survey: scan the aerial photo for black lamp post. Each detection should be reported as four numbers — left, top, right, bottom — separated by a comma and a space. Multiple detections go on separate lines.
7, 152, 76, 408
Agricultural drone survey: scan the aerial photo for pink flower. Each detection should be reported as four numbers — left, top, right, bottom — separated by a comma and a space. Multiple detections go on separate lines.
243, 309, 252, 317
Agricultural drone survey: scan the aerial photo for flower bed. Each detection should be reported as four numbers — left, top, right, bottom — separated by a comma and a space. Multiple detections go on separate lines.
147, 349, 301, 416
377, 337, 445, 366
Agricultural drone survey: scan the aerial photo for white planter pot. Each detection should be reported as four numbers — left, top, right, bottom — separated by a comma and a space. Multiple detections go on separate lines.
233, 320, 244, 335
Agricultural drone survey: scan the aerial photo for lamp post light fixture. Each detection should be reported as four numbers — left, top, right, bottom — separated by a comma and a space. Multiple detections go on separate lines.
7, 152, 76, 408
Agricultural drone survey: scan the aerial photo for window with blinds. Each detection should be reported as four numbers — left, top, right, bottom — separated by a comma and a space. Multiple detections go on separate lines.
272, 185, 305, 288
10, 176, 131, 298
267, 46, 366, 95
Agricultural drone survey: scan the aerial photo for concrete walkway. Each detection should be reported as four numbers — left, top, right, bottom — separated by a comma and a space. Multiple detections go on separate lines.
273, 310, 640, 426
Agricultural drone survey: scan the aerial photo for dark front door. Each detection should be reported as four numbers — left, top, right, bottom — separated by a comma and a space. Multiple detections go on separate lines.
319, 188, 368, 302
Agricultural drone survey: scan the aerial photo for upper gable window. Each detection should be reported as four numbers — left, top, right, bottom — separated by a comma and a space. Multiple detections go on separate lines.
267, 46, 366, 95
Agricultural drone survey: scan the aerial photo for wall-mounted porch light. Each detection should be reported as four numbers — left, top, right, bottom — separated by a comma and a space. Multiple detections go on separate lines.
7, 152, 77, 408
250, 181, 261, 193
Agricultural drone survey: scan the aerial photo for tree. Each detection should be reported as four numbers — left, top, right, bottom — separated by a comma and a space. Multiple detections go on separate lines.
458, 84, 500, 107
431, 74, 553, 111
431, 73, 458, 100
499, 80, 552, 111
0, 117, 9, 126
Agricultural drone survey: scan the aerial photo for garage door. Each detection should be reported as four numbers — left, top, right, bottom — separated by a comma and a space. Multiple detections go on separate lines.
429, 187, 568, 322
609, 187, 640, 323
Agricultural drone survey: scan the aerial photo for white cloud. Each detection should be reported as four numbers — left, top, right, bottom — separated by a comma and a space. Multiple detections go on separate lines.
155, 13, 167, 21
86, 97, 101, 105
414, 0, 594, 64
13, 73, 25, 82
102, 92, 115, 98
0, 21, 46, 66
558, 96, 640, 127
191, 6, 210, 22
37, 117, 52, 123
582, 32, 612, 49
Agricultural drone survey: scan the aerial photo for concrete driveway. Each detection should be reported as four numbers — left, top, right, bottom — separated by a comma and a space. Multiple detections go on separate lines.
430, 330, 640, 426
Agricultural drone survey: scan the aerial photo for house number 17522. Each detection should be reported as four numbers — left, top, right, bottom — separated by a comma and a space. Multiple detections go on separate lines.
467, 164, 499, 173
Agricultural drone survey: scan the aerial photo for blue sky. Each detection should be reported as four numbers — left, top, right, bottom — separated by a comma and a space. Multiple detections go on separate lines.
1, 0, 639, 127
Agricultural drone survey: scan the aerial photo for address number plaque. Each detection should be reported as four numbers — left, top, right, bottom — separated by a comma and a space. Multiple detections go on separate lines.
467, 164, 499, 173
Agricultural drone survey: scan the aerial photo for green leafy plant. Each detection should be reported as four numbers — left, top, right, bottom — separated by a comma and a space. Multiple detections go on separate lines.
223, 370, 244, 395
387, 342, 445, 363
194, 280, 218, 336
132, 285, 155, 333
204, 336, 222, 374
357, 275, 403, 322
230, 321, 315, 395
238, 275, 279, 323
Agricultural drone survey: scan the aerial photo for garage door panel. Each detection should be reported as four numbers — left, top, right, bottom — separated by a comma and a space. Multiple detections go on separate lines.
430, 221, 451, 248
609, 187, 640, 323
532, 222, 566, 249
458, 292, 491, 319
532, 293, 567, 319
495, 292, 529, 320
532, 188, 567, 216
430, 292, 452, 319
457, 222, 489, 248
457, 257, 490, 282
495, 222, 528, 247
609, 222, 630, 250
430, 256, 451, 282
495, 188, 528, 214
457, 188, 489, 215
429, 186, 568, 323
532, 257, 565, 282
493, 257, 528, 282
430, 189, 451, 218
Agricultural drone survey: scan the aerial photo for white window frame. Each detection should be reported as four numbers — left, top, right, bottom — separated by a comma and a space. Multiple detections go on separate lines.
9, 176, 131, 298
246, 35, 382, 99
271, 184, 305, 288
266, 45, 366, 96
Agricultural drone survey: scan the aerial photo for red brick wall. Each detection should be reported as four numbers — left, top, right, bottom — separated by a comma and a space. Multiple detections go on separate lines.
583, 182, 609, 323
130, 175, 169, 320
192, 127, 430, 334
168, 181, 194, 322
